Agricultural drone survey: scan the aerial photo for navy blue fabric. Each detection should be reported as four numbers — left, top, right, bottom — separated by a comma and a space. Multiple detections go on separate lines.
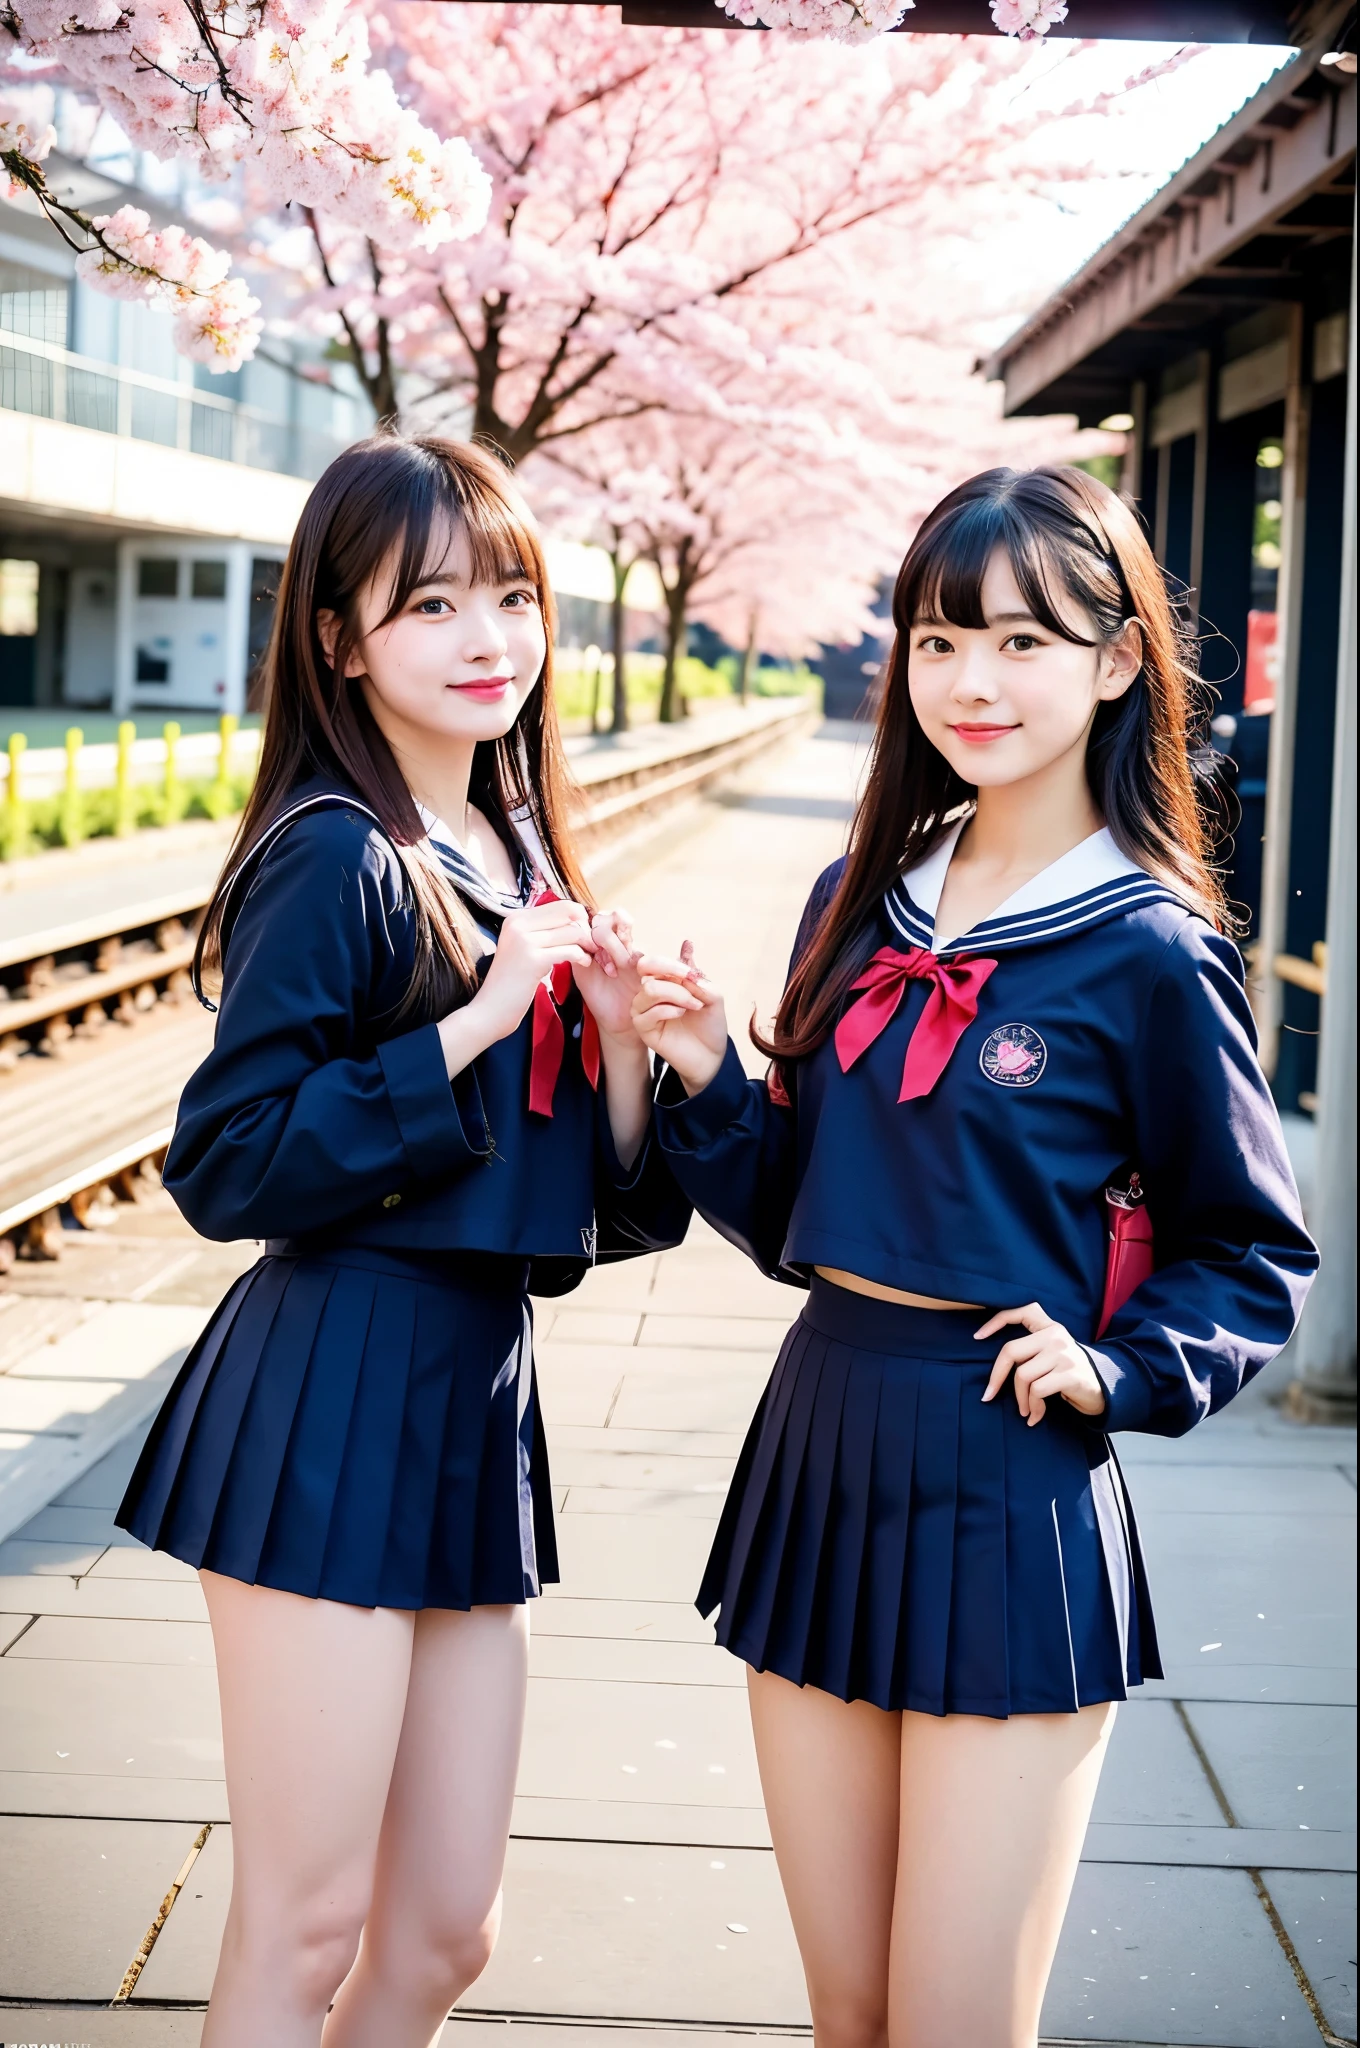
698, 1277, 1158, 1716
656, 860, 1316, 1438
165, 778, 690, 1290
117, 1247, 557, 1609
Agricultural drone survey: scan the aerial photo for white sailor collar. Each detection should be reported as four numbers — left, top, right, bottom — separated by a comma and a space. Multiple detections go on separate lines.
418, 802, 535, 920
885, 823, 1178, 958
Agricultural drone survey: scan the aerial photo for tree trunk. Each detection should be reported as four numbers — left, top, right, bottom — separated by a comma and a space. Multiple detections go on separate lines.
658, 581, 689, 725
610, 547, 629, 735
740, 610, 760, 703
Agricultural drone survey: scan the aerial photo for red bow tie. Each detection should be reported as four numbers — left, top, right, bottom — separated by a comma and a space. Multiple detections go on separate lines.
527, 887, 600, 1117
834, 945, 997, 1101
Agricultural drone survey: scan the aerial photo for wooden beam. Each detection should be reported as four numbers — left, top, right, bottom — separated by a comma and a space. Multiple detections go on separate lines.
616, 0, 1296, 30
987, 63, 1355, 413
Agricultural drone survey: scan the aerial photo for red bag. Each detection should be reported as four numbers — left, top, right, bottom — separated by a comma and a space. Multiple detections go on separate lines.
1097, 1172, 1154, 1337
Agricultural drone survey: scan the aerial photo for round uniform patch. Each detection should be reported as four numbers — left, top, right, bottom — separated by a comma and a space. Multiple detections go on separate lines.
980, 1023, 1047, 1088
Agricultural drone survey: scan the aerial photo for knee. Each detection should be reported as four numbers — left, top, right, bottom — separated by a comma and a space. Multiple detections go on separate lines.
225, 1890, 369, 2016
405, 1884, 507, 1998
807, 1983, 889, 2048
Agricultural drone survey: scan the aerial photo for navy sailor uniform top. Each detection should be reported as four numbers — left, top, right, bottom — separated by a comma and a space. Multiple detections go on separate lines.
654, 823, 1318, 1437
164, 774, 690, 1294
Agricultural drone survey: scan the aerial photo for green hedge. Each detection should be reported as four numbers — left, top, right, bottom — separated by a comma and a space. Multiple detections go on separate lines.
2, 773, 255, 859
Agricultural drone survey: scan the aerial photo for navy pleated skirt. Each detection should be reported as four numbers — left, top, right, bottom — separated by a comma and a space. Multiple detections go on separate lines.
116, 1246, 558, 1610
698, 1277, 1160, 1718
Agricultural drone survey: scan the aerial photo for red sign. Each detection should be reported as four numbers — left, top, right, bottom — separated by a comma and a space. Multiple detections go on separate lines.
1245, 610, 1279, 713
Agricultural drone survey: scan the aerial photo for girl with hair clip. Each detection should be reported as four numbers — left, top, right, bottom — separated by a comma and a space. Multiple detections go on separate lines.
630, 467, 1317, 2048
117, 433, 689, 2047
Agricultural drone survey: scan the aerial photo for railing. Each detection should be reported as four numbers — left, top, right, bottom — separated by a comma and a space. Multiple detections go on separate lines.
0, 325, 347, 482
1274, 942, 1327, 998
1, 717, 261, 858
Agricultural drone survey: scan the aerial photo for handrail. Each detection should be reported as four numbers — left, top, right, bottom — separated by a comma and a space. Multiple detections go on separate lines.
1273, 941, 1328, 997
2, 321, 268, 417
0, 321, 348, 479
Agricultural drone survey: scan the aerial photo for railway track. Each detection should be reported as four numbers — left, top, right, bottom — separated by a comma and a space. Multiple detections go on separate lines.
0, 698, 816, 1271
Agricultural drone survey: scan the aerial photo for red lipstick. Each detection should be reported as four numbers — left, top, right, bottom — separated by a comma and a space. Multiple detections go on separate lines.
452, 679, 513, 702
951, 722, 1017, 743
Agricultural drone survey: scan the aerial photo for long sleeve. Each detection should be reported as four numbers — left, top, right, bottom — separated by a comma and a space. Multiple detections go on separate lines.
164, 812, 491, 1242
593, 1078, 693, 1261
1083, 922, 1318, 1436
654, 1041, 798, 1277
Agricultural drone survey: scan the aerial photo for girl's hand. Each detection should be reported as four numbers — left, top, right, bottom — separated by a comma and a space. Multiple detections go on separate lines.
574, 908, 645, 1044
631, 941, 728, 1094
977, 1303, 1108, 1426
471, 899, 596, 1041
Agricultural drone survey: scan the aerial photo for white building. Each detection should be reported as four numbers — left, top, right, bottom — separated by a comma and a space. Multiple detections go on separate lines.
0, 145, 367, 720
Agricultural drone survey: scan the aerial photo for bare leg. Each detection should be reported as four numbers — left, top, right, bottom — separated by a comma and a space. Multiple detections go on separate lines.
746, 1668, 901, 2048
199, 1571, 415, 2048
890, 1702, 1116, 2048
323, 1603, 530, 2048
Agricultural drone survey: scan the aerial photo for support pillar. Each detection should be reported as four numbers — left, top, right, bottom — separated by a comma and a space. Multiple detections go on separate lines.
113, 537, 137, 718
1287, 234, 1357, 1425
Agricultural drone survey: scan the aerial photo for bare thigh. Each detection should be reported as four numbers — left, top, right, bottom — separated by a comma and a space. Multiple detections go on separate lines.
323, 1603, 530, 2044
890, 1703, 1116, 2048
200, 1570, 415, 2048
747, 1667, 901, 2047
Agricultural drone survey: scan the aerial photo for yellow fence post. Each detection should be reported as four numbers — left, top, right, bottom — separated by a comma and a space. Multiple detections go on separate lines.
1, 733, 26, 860
163, 720, 181, 824
211, 712, 238, 817
114, 719, 136, 838
60, 726, 85, 847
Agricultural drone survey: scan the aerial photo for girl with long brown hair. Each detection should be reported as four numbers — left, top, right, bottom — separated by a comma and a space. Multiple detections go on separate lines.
117, 433, 687, 2046
631, 466, 1315, 2045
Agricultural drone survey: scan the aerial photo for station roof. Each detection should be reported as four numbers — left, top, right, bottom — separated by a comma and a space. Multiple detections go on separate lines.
613, 0, 1324, 37
983, 11, 1356, 420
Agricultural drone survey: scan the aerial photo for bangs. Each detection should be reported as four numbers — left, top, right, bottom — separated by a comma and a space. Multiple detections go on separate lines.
901, 494, 1103, 649
376, 445, 541, 625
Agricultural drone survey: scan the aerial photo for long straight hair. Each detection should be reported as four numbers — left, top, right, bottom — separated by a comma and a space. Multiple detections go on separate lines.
196, 432, 588, 1022
757, 464, 1224, 1064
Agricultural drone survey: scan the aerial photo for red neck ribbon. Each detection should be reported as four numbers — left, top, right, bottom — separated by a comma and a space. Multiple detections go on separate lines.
834, 945, 998, 1102
526, 887, 600, 1118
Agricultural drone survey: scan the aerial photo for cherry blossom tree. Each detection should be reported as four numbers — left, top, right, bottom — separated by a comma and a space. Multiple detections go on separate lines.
323, 5, 1138, 445
543, 314, 1115, 726
3, 0, 1191, 380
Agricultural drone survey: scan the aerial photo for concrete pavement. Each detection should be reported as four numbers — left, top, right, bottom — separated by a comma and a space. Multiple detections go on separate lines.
0, 723, 1354, 2047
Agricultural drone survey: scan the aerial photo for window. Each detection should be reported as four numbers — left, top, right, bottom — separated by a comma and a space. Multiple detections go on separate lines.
191, 560, 228, 600
0, 261, 69, 346
138, 558, 179, 599
0, 560, 40, 637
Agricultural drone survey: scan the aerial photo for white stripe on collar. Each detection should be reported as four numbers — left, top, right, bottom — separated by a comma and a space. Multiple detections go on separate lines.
888, 825, 1165, 957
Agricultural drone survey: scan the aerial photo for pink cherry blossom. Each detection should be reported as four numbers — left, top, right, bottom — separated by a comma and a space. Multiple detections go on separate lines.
72, 205, 262, 368
716, 0, 914, 45
0, 92, 57, 195
989, 0, 1070, 39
